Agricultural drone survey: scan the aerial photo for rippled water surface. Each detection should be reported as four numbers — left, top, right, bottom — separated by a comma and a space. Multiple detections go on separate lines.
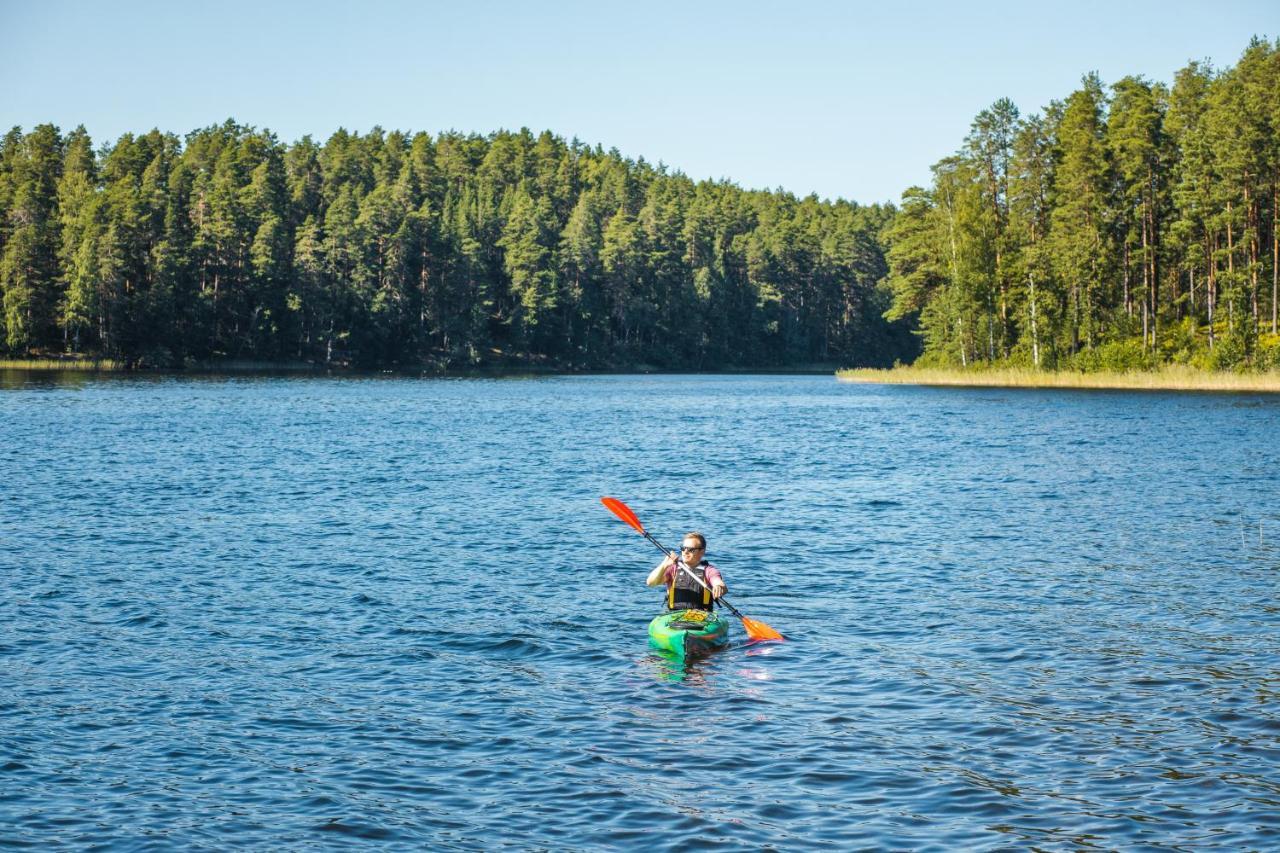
3, 372, 1279, 849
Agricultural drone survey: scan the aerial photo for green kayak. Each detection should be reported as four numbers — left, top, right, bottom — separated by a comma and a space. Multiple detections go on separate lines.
648, 609, 730, 657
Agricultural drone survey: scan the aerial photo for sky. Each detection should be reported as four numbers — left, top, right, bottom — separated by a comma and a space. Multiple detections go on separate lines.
1, 0, 1273, 204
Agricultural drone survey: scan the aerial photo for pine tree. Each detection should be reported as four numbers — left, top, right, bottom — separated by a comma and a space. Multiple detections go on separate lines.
964, 98, 1020, 356
57, 126, 97, 351
498, 185, 560, 350
1, 124, 63, 352
1107, 76, 1165, 348
1165, 61, 1216, 340
560, 190, 605, 361
600, 205, 642, 355
1049, 74, 1112, 354
1008, 113, 1059, 366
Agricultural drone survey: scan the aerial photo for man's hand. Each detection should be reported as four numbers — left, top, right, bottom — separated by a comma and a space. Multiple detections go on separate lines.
711, 579, 727, 599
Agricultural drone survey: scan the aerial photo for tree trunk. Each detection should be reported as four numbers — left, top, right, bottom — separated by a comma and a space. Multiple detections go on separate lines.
1142, 195, 1154, 349
1123, 241, 1132, 317
212, 272, 220, 347
1273, 179, 1278, 335
1029, 273, 1040, 368
1207, 233, 1216, 349
988, 297, 995, 361
1227, 202, 1236, 334
1246, 184, 1259, 324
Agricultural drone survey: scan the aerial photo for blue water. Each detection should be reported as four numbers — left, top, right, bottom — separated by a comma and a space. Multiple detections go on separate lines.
3, 372, 1279, 849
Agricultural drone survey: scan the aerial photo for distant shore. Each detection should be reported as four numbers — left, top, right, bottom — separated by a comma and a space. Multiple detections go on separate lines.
0, 357, 843, 376
0, 358, 124, 371
0, 358, 321, 373
837, 365, 1280, 393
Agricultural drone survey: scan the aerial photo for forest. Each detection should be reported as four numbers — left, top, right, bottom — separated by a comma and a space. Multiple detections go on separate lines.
0, 121, 911, 370
4, 37, 1276, 373
885, 38, 1280, 371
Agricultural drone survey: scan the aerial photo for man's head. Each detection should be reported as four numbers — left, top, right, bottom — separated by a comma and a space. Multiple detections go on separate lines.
679, 532, 706, 560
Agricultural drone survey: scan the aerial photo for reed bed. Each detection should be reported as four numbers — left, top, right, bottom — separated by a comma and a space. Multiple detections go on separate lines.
0, 358, 121, 371
837, 365, 1280, 393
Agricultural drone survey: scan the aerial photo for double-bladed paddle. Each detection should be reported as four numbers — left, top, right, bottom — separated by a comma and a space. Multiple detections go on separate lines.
601, 496, 784, 642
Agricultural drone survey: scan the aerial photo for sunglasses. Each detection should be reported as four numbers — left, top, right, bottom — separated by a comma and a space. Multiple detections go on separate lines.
680, 545, 704, 552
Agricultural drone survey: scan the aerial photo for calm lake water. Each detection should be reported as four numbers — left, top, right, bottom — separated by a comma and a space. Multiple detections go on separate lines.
2, 371, 1278, 850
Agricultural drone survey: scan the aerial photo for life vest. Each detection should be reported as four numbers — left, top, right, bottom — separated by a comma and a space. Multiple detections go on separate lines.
668, 560, 715, 611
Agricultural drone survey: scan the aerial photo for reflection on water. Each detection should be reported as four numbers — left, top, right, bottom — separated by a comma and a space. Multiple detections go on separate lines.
642, 643, 742, 684
643, 650, 707, 684
0, 367, 99, 390
2, 372, 1279, 849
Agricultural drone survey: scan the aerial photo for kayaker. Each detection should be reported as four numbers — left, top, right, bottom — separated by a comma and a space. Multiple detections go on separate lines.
645, 532, 727, 612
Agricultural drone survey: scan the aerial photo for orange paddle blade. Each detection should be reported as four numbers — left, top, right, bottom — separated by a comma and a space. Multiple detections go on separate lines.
741, 616, 785, 642
601, 496, 645, 534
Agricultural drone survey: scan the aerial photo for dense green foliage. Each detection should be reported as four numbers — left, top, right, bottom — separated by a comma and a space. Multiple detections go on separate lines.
0, 123, 912, 369
886, 38, 1280, 371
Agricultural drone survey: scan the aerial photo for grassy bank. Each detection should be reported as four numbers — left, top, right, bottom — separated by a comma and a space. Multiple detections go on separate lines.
0, 354, 844, 376
0, 357, 122, 370
0, 357, 335, 372
837, 365, 1280, 393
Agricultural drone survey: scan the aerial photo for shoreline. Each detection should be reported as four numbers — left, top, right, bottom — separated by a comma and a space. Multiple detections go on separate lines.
0, 358, 844, 378
837, 365, 1280, 393
0, 358, 125, 371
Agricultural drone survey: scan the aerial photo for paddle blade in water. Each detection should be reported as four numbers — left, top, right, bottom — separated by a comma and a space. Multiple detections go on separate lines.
601, 496, 645, 534
741, 616, 785, 642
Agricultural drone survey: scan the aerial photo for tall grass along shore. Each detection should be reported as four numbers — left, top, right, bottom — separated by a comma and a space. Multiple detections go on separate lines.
838, 365, 1280, 393
0, 358, 121, 371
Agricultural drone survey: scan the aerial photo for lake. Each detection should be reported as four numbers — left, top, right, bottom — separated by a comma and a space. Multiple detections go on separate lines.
2, 372, 1278, 849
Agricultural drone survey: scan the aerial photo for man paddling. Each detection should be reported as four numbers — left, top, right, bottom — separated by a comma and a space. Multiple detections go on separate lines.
645, 532, 727, 611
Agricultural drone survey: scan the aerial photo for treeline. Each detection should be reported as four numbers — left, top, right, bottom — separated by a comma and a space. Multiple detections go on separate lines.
886, 38, 1280, 371
0, 121, 913, 369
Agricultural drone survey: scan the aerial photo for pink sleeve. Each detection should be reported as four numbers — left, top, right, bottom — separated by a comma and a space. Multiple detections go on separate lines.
704, 565, 722, 584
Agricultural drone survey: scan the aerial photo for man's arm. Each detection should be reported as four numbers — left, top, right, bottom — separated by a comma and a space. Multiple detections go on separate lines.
646, 554, 674, 586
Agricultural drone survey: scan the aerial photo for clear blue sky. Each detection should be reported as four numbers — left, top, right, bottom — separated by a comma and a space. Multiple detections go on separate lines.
1, 0, 1272, 204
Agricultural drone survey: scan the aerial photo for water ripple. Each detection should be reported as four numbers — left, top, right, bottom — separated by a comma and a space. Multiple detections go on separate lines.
1, 373, 1278, 848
